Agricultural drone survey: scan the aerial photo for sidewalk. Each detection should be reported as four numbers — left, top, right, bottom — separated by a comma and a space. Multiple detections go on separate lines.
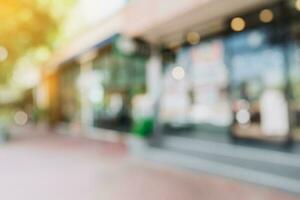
0, 127, 299, 200
145, 134, 300, 195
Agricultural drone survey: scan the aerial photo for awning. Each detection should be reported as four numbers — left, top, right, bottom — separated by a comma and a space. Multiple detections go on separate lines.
123, 0, 279, 44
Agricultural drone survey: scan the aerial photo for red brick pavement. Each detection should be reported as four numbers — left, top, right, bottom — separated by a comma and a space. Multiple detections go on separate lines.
0, 133, 299, 200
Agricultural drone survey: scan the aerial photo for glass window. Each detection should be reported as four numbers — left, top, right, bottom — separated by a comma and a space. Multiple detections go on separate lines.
91, 51, 146, 131
226, 29, 289, 141
59, 63, 81, 123
288, 34, 300, 141
159, 38, 232, 135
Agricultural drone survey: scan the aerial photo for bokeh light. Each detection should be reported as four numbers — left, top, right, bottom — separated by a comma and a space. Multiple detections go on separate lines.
259, 9, 274, 23
14, 111, 28, 126
0, 46, 8, 61
172, 66, 185, 80
187, 32, 200, 45
296, 0, 300, 11
231, 17, 246, 32
236, 109, 250, 124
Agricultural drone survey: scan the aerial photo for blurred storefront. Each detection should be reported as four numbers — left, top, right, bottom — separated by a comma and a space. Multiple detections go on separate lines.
44, 0, 300, 146
159, 39, 232, 136
45, 32, 150, 134
40, 0, 300, 192
140, 0, 300, 145
78, 37, 149, 132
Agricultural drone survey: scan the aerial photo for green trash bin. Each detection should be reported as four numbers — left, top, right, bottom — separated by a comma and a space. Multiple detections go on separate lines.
132, 117, 154, 138
131, 94, 155, 138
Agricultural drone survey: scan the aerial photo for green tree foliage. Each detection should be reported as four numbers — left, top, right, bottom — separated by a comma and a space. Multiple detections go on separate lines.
0, 0, 76, 84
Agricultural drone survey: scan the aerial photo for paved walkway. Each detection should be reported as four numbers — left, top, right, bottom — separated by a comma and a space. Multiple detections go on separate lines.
0, 132, 299, 200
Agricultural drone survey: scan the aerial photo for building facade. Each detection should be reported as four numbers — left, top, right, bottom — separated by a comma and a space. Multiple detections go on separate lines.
44, 0, 300, 146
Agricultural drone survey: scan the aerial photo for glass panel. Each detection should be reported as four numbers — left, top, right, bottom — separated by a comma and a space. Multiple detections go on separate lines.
189, 39, 232, 129
227, 29, 289, 141
288, 41, 300, 141
159, 39, 231, 135
59, 64, 81, 123
91, 52, 146, 131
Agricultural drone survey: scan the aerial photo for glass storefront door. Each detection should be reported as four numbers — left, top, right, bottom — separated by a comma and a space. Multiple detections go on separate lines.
226, 28, 289, 142
189, 39, 232, 132
159, 39, 232, 137
91, 51, 147, 132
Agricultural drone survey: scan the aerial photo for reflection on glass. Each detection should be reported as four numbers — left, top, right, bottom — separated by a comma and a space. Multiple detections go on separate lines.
228, 29, 289, 141
288, 38, 300, 141
59, 63, 81, 123
91, 51, 146, 131
159, 39, 232, 133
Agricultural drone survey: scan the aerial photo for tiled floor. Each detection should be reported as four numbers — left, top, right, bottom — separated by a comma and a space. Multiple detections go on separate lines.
0, 132, 299, 200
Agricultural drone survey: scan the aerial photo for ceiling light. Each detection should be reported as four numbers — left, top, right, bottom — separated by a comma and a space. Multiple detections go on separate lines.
187, 32, 200, 45
231, 17, 246, 32
259, 9, 274, 23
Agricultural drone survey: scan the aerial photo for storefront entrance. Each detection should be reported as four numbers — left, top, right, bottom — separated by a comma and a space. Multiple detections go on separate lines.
159, 38, 232, 140
226, 28, 290, 143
